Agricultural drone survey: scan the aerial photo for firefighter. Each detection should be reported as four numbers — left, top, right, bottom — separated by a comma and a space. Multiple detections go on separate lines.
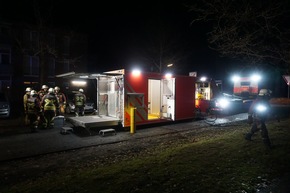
54, 86, 67, 116
26, 90, 41, 132
23, 87, 32, 125
40, 88, 59, 129
74, 88, 86, 117
38, 85, 49, 127
38, 84, 49, 101
245, 89, 272, 148
197, 89, 204, 100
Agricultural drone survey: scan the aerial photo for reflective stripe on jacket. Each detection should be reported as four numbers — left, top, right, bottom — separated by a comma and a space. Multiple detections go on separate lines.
27, 97, 39, 113
42, 93, 59, 111
74, 93, 86, 107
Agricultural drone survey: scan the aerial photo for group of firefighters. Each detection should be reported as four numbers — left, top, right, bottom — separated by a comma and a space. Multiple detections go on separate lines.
23, 85, 86, 132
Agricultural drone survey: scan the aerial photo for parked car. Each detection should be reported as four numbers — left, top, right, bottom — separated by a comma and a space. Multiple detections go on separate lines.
65, 92, 95, 114
0, 92, 11, 118
209, 93, 248, 115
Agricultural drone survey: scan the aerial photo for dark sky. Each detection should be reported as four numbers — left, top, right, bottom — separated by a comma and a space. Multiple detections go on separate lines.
1, 0, 230, 84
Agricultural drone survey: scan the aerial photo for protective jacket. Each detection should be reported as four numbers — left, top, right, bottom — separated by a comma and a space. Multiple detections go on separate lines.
41, 93, 59, 111
248, 96, 271, 122
56, 92, 67, 105
38, 89, 48, 101
74, 93, 86, 107
27, 96, 40, 114
23, 93, 30, 112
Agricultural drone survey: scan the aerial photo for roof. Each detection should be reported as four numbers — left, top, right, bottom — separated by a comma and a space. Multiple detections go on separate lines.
55, 69, 125, 79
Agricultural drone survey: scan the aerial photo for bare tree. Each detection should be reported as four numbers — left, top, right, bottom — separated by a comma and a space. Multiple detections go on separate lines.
11, 0, 85, 86
128, 1, 194, 74
187, 0, 290, 73
139, 28, 190, 73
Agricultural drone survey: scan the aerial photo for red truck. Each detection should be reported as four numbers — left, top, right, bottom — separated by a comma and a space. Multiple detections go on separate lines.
232, 75, 261, 99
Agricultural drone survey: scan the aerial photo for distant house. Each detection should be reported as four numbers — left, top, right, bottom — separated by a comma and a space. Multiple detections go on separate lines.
0, 20, 88, 114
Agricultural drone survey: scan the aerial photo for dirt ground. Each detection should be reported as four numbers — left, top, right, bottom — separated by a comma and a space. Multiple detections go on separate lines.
0, 120, 290, 192
0, 129, 189, 187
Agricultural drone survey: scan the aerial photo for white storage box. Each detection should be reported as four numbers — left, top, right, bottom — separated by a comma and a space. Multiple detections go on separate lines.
53, 116, 65, 129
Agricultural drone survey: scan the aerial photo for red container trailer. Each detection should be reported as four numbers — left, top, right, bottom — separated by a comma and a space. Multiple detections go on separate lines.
57, 69, 196, 130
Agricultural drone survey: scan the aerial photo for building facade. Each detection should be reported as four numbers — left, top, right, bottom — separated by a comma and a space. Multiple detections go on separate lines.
0, 20, 88, 115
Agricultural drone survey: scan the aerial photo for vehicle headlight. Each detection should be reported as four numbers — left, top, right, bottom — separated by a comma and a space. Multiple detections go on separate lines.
216, 98, 229, 109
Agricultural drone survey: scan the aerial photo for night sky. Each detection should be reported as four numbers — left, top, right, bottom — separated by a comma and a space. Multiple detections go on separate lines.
1, 0, 234, 91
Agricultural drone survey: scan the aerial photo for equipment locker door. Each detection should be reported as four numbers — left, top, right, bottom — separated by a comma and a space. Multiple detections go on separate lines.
161, 78, 175, 120
148, 79, 161, 119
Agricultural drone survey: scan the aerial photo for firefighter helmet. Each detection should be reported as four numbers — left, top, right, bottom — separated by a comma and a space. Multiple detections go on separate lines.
48, 88, 54, 93
54, 86, 60, 91
25, 87, 32, 92
79, 88, 84, 93
42, 85, 48, 89
30, 90, 37, 96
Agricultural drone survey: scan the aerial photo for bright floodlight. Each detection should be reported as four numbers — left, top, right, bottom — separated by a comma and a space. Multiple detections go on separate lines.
165, 73, 172, 79
251, 74, 261, 82
232, 75, 240, 82
256, 104, 267, 112
200, 76, 206, 82
132, 69, 141, 76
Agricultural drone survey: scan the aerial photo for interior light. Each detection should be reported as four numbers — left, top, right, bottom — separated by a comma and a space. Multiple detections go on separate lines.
71, 80, 87, 86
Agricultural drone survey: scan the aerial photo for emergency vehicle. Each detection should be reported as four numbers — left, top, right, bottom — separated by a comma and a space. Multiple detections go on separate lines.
57, 69, 196, 131
232, 75, 261, 98
194, 77, 221, 114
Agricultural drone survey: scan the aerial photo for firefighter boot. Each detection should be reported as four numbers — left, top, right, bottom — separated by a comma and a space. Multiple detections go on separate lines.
245, 124, 258, 141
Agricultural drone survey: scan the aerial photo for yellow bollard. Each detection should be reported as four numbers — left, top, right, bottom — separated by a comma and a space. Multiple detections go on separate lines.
130, 107, 136, 134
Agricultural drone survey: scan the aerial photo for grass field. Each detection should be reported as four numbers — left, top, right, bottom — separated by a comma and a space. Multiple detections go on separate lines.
1, 117, 290, 193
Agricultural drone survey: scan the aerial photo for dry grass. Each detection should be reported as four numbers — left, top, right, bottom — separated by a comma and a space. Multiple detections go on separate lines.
1, 117, 290, 193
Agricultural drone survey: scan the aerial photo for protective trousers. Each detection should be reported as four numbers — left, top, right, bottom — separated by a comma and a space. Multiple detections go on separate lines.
245, 120, 271, 148
43, 110, 55, 129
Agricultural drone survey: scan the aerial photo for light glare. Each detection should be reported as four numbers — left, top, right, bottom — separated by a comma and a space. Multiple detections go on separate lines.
165, 73, 172, 79
132, 69, 141, 76
232, 75, 240, 82
251, 74, 261, 82
71, 80, 87, 86
200, 77, 206, 82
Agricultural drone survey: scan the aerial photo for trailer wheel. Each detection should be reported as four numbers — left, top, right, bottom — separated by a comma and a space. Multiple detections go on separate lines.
205, 110, 217, 123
